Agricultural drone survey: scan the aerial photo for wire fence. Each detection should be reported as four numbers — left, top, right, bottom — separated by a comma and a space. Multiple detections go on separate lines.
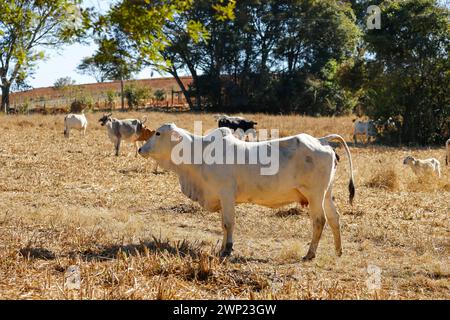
8, 85, 190, 114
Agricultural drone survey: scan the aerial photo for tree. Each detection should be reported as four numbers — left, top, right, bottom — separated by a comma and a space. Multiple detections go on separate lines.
106, 0, 236, 110
187, 0, 361, 113
77, 31, 141, 110
0, 0, 88, 112
364, 0, 449, 144
53, 76, 76, 89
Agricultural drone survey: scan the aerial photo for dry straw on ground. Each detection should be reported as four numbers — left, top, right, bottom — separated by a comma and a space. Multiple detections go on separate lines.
0, 112, 448, 299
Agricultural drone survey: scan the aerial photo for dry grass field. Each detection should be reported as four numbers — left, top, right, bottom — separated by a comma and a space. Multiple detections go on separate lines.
0, 111, 448, 300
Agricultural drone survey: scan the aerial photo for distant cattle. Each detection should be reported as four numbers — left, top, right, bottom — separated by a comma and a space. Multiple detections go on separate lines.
353, 119, 379, 144
403, 156, 441, 179
64, 112, 88, 138
138, 123, 355, 261
98, 113, 148, 156
7, 107, 18, 115
214, 114, 257, 140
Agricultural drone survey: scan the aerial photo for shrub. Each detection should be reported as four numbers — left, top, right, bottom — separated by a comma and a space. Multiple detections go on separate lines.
153, 89, 166, 102
70, 93, 94, 113
105, 90, 116, 108
124, 84, 150, 109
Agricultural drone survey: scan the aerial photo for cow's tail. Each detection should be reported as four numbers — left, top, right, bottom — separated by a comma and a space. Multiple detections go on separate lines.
320, 134, 355, 205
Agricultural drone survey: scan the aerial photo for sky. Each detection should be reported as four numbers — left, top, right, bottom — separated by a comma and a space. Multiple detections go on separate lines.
28, 42, 155, 88
28, 0, 156, 89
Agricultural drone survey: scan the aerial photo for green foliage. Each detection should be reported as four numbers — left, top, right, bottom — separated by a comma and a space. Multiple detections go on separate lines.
124, 83, 150, 109
70, 92, 94, 113
105, 90, 116, 108
77, 34, 140, 82
53, 77, 76, 90
17, 102, 30, 114
153, 89, 166, 102
363, 0, 450, 144
0, 0, 89, 111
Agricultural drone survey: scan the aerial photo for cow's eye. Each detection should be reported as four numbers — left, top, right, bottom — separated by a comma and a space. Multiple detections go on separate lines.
156, 132, 160, 136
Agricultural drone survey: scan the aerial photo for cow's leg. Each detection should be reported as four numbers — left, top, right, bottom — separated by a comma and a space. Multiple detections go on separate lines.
303, 195, 326, 261
83, 126, 86, 136
134, 141, 139, 157
353, 134, 357, 145
247, 129, 257, 142
324, 188, 342, 257
115, 139, 121, 156
219, 193, 236, 257
234, 128, 245, 140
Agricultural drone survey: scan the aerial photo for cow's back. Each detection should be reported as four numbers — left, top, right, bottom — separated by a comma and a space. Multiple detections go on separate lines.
199, 134, 335, 208
65, 114, 86, 129
113, 119, 141, 141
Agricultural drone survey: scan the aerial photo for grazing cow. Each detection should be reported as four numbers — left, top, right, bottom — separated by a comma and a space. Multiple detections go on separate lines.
214, 114, 257, 140
403, 156, 441, 178
138, 123, 355, 261
383, 117, 397, 132
353, 119, 379, 144
446, 139, 450, 166
98, 113, 148, 156
64, 112, 88, 138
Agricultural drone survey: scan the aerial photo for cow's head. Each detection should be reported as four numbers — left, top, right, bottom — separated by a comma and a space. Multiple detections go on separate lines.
367, 120, 379, 136
138, 126, 155, 142
98, 113, 112, 126
213, 114, 226, 121
138, 123, 184, 160
403, 156, 415, 165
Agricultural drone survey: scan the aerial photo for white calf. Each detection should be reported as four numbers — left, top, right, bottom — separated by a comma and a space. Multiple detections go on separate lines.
403, 156, 441, 178
64, 113, 88, 138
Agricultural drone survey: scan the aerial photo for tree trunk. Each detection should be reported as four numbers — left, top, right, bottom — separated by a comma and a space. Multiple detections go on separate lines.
169, 67, 194, 111
184, 61, 201, 111
1, 85, 10, 113
120, 78, 125, 110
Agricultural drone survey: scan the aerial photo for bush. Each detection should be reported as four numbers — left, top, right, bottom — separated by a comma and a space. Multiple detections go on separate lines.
153, 89, 166, 102
70, 94, 94, 113
105, 90, 116, 108
17, 102, 30, 114
124, 84, 150, 109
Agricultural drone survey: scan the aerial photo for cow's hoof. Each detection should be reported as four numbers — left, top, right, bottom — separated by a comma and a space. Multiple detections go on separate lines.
220, 243, 233, 258
336, 249, 342, 257
219, 250, 233, 260
302, 253, 315, 261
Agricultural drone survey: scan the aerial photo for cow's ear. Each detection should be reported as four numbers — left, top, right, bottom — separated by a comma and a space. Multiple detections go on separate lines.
171, 131, 183, 142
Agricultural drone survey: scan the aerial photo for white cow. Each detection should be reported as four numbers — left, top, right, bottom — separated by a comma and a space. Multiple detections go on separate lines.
64, 112, 88, 138
138, 123, 355, 261
446, 139, 450, 166
403, 156, 441, 178
353, 120, 378, 144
